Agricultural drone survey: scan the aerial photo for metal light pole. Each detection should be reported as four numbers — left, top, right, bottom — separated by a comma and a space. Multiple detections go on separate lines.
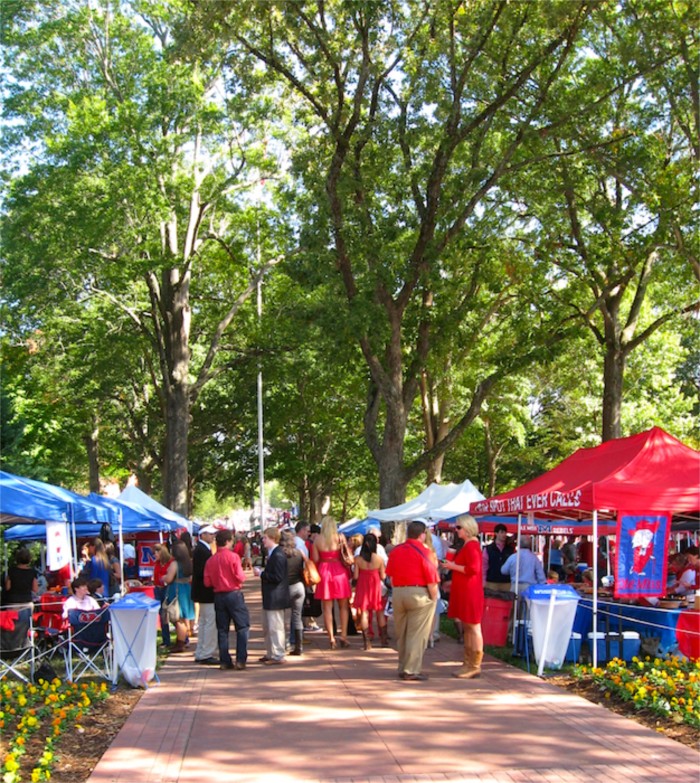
256, 211, 265, 530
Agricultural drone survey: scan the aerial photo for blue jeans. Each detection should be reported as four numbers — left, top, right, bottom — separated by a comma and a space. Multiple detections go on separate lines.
288, 581, 305, 646
214, 591, 250, 665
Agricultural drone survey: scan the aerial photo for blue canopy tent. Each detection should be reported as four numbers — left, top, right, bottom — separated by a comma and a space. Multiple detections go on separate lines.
118, 485, 192, 533
1, 471, 119, 577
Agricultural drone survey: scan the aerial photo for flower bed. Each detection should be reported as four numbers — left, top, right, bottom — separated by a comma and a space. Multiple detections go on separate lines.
574, 655, 700, 728
1, 677, 108, 783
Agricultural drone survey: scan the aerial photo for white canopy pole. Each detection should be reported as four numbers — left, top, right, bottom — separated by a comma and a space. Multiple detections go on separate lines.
592, 509, 599, 668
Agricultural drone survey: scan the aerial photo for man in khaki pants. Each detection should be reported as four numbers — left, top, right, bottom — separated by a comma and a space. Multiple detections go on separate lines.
386, 521, 439, 681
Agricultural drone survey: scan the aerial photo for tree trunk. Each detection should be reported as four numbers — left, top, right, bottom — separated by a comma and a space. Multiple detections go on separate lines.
162, 266, 191, 516
602, 342, 625, 442
376, 409, 408, 508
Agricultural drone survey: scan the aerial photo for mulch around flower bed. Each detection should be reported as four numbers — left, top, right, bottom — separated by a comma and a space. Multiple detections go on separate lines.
39, 687, 143, 783
547, 673, 700, 751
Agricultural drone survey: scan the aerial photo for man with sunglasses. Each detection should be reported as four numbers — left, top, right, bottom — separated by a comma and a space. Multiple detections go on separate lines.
386, 520, 439, 681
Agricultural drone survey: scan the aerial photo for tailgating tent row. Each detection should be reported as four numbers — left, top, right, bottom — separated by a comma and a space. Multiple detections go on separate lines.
0, 471, 191, 578
469, 427, 700, 663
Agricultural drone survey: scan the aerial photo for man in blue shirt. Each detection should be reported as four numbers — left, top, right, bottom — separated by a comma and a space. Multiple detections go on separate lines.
501, 536, 547, 594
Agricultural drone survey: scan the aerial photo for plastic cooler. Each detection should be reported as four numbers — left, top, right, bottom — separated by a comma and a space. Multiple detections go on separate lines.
587, 631, 640, 662
524, 584, 580, 671
566, 632, 582, 663
482, 596, 511, 646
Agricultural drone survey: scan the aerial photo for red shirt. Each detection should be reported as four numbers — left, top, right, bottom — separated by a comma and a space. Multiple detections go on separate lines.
386, 540, 439, 586
233, 540, 245, 558
153, 558, 173, 587
204, 548, 247, 592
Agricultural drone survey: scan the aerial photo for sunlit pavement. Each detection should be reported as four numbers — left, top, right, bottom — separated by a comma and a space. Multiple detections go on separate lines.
88, 582, 698, 783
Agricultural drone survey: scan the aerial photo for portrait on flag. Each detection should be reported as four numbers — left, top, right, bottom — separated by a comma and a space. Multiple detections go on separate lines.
614, 513, 669, 599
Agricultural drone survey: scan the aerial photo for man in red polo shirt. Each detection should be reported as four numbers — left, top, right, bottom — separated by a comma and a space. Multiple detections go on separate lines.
386, 520, 439, 681
204, 529, 250, 670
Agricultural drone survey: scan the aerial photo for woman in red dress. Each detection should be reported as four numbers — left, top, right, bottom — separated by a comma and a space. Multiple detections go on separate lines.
352, 533, 387, 650
441, 514, 484, 679
312, 516, 352, 650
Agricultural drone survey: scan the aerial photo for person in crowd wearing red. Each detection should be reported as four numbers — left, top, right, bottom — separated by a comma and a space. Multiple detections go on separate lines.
352, 532, 388, 650
386, 520, 439, 682
312, 516, 352, 650
441, 514, 485, 679
204, 529, 249, 670
153, 543, 174, 647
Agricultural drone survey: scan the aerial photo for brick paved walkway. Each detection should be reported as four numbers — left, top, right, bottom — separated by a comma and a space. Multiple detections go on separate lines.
88, 583, 698, 783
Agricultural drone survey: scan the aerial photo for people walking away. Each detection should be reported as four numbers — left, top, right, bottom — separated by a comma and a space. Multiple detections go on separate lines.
163, 541, 195, 653
294, 521, 310, 556
83, 539, 112, 601
257, 527, 290, 665
501, 536, 547, 594
482, 524, 514, 592
441, 514, 485, 679
385, 520, 439, 681
280, 529, 305, 656
192, 525, 219, 665
352, 533, 388, 649
312, 516, 352, 650
204, 529, 249, 670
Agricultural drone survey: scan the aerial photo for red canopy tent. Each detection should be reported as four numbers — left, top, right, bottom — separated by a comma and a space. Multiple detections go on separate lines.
470, 427, 700, 522
470, 427, 700, 663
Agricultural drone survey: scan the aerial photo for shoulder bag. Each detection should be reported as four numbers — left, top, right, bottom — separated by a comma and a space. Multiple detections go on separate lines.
303, 558, 321, 587
339, 534, 354, 569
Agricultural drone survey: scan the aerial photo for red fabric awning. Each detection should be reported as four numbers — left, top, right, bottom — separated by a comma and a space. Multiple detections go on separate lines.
470, 428, 700, 521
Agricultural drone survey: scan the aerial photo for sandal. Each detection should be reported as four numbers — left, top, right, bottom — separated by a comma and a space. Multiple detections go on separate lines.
338, 638, 350, 648
329, 639, 337, 650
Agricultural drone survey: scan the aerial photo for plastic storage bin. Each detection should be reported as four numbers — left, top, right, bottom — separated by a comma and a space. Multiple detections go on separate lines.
566, 632, 582, 663
482, 596, 511, 646
587, 632, 640, 662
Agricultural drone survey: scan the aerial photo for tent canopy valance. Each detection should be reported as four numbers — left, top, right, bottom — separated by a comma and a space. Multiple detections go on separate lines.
470, 428, 700, 522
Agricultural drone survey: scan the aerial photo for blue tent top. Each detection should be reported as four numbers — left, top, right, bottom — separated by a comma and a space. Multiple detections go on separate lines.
86, 493, 180, 533
110, 592, 160, 612
0, 471, 117, 525
118, 485, 191, 532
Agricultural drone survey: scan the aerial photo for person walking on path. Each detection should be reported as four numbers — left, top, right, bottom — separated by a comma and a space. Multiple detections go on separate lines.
441, 514, 485, 679
192, 525, 219, 665
204, 529, 250, 671
312, 516, 352, 650
256, 527, 290, 665
385, 520, 439, 681
352, 532, 388, 650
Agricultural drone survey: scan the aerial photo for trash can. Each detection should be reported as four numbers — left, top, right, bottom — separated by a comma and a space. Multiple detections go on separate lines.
110, 592, 160, 688
524, 584, 580, 672
482, 596, 512, 646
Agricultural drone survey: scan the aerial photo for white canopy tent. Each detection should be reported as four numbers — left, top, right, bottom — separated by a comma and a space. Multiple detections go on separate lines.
367, 479, 485, 523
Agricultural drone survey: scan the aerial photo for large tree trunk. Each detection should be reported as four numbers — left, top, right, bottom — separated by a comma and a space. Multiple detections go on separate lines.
162, 266, 191, 516
602, 342, 625, 442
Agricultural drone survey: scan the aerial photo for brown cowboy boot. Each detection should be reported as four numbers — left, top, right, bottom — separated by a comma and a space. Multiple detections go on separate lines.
453, 650, 483, 679
362, 630, 372, 650
379, 626, 389, 648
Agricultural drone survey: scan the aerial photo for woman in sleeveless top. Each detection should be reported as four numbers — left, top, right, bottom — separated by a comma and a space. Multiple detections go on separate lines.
352, 533, 387, 649
312, 516, 352, 650
164, 541, 195, 653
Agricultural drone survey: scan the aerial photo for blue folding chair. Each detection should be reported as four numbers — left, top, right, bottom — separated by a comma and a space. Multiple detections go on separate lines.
0, 604, 35, 683
66, 607, 113, 682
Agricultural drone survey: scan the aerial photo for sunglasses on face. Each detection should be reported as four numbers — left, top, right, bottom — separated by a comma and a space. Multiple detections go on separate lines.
455, 525, 463, 530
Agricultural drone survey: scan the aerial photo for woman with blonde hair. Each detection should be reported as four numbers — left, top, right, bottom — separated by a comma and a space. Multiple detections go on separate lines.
312, 516, 352, 649
441, 514, 485, 679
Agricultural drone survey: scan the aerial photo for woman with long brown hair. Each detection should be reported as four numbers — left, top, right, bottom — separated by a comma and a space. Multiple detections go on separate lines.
164, 541, 195, 653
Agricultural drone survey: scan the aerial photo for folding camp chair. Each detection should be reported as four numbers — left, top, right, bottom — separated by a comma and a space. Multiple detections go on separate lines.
0, 603, 35, 682
33, 593, 70, 669
66, 607, 113, 682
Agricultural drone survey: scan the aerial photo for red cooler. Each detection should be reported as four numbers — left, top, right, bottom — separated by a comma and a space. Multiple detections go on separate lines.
481, 596, 511, 646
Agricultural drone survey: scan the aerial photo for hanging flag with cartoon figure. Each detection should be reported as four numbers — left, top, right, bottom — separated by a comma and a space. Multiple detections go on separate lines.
614, 513, 669, 599
46, 519, 72, 571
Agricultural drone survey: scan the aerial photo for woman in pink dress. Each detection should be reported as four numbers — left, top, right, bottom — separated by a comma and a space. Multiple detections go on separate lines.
441, 514, 484, 679
312, 516, 352, 649
352, 533, 387, 649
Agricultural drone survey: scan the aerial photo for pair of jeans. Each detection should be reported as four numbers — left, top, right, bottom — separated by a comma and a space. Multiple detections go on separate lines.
288, 581, 305, 646
214, 591, 250, 665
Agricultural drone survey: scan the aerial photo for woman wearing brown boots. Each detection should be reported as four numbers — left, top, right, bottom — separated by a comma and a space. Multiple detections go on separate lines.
441, 514, 484, 679
352, 533, 388, 649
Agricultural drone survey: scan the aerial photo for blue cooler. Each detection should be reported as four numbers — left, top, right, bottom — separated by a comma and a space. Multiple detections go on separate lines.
566, 632, 582, 663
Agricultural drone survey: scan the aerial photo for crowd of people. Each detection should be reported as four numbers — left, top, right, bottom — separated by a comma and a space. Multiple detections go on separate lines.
2, 518, 698, 682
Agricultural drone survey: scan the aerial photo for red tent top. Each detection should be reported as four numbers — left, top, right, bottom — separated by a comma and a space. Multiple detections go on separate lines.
470, 427, 700, 521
